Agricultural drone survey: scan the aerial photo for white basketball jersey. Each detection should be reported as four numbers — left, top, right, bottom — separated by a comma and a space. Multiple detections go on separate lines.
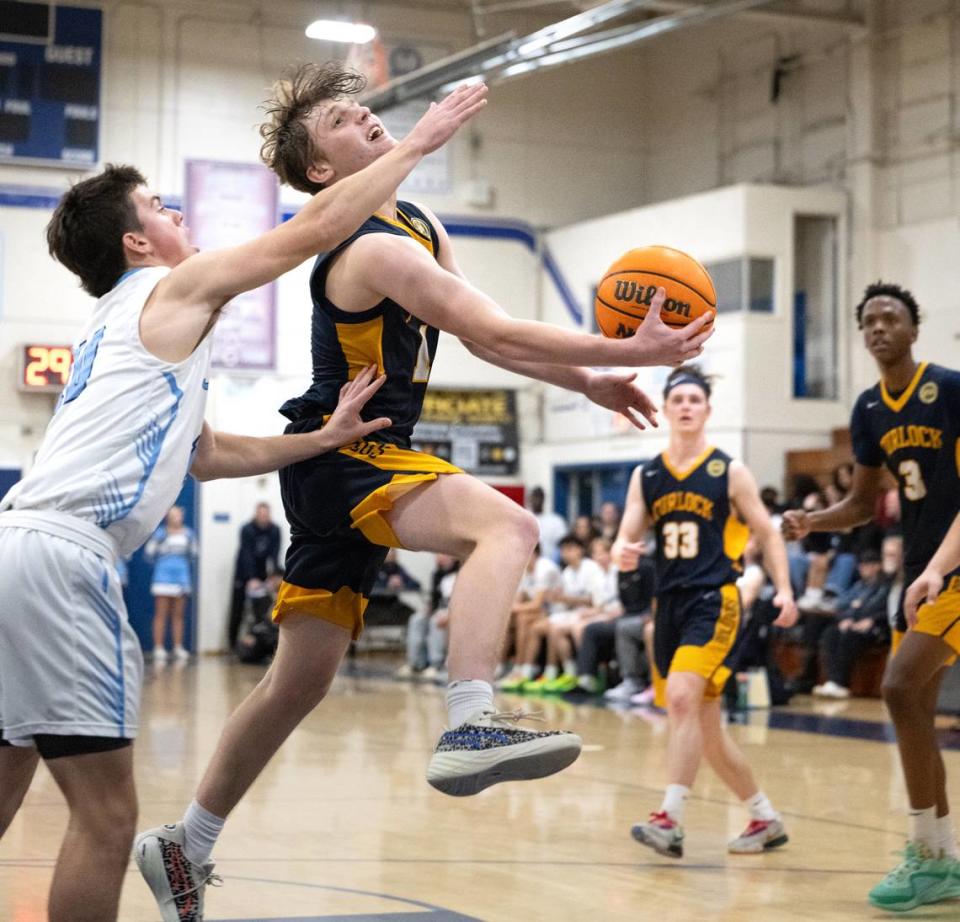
1, 267, 213, 557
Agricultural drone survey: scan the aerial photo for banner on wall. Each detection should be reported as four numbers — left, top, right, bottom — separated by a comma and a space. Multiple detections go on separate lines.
412, 389, 519, 476
184, 160, 278, 371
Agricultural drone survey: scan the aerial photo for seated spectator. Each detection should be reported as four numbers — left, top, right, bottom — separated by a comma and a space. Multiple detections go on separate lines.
508, 535, 602, 691
596, 501, 622, 542
228, 502, 282, 650
497, 544, 561, 689
234, 578, 280, 665
397, 554, 457, 681
814, 548, 891, 698
528, 486, 567, 563
543, 537, 622, 693
366, 548, 422, 630
793, 490, 856, 610
882, 532, 905, 634
572, 515, 599, 547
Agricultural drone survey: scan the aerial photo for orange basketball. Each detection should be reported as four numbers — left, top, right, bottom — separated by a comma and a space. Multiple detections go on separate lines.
595, 245, 717, 339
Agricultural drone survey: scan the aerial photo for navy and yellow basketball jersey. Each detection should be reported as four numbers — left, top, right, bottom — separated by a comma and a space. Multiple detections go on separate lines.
640, 447, 749, 594
279, 202, 441, 446
851, 362, 960, 582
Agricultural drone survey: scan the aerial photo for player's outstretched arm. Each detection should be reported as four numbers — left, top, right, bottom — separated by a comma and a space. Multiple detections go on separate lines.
729, 461, 797, 628
904, 509, 960, 626
143, 84, 488, 362
781, 462, 884, 540
611, 467, 651, 571
343, 234, 711, 369
190, 365, 390, 481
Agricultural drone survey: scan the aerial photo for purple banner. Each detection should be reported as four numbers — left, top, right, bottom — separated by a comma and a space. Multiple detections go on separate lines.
184, 160, 278, 370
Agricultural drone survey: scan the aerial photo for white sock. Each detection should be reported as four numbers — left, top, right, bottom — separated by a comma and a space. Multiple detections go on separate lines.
521, 663, 537, 679
804, 587, 823, 601
909, 806, 939, 853
743, 791, 778, 822
939, 814, 958, 858
182, 799, 225, 866
543, 664, 559, 681
563, 659, 577, 677
446, 679, 494, 728
660, 784, 690, 824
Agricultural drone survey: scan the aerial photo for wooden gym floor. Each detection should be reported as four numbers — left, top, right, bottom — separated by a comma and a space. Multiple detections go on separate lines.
2, 658, 960, 921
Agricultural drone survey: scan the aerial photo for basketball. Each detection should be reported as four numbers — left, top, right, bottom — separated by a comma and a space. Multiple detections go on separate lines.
595, 245, 717, 339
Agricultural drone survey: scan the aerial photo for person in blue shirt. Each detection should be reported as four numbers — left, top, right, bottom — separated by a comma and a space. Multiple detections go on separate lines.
146, 506, 197, 661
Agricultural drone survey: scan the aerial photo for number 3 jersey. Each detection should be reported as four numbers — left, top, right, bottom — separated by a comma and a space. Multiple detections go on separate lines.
850, 362, 960, 583
1, 267, 212, 557
279, 202, 441, 447
640, 447, 749, 594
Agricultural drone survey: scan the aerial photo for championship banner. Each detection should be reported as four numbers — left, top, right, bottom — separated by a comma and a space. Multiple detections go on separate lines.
412, 389, 519, 476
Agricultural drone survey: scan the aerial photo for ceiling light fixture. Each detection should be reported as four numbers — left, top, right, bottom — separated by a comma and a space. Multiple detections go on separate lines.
305, 19, 377, 43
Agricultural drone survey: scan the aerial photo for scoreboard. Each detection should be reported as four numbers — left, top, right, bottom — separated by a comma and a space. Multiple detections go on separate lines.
0, 2, 102, 166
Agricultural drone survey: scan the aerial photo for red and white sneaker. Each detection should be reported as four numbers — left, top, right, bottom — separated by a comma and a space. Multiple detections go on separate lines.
728, 818, 789, 854
134, 822, 221, 921
631, 810, 684, 858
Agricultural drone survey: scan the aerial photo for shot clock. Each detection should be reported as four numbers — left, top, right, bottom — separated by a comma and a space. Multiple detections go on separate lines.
19, 344, 73, 393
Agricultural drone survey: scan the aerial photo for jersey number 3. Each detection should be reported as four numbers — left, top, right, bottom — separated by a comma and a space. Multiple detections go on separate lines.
898, 459, 927, 501
663, 522, 699, 559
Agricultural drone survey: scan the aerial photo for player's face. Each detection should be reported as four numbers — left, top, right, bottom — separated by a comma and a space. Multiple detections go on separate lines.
663, 384, 710, 433
131, 187, 197, 266
306, 100, 396, 186
860, 296, 917, 364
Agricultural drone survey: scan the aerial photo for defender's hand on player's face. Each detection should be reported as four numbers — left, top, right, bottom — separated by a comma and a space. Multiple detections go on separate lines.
622, 287, 714, 367
321, 365, 392, 448
405, 82, 488, 156
904, 568, 944, 628
781, 509, 810, 541
585, 371, 659, 430
771, 590, 798, 628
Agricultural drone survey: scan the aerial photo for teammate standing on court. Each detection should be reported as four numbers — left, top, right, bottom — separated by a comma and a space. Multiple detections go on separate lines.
614, 365, 797, 858
135, 63, 713, 920
782, 282, 960, 912
0, 84, 486, 922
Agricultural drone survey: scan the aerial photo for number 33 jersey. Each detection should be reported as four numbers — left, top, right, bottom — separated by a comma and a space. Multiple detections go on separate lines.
1, 267, 212, 557
640, 447, 749, 594
851, 362, 960, 582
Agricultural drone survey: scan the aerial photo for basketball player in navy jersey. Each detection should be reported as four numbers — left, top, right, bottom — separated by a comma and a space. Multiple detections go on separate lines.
136, 63, 714, 919
0, 85, 487, 922
614, 365, 797, 858
783, 282, 960, 911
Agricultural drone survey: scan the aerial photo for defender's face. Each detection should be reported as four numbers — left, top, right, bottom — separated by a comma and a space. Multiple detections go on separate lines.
861, 296, 917, 364
131, 186, 196, 266
308, 99, 395, 186
664, 384, 710, 433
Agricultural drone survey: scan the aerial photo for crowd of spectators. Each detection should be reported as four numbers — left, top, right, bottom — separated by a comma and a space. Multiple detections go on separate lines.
390, 468, 906, 709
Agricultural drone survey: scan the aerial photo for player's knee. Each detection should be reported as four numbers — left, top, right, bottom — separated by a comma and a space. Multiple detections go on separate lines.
666, 684, 700, 719
506, 507, 539, 551
881, 670, 912, 714
77, 787, 137, 849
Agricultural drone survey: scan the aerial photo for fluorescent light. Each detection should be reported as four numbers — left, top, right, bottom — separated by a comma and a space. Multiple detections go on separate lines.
305, 19, 376, 43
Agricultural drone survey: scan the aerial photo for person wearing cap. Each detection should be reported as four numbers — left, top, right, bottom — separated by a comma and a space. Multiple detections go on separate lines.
813, 547, 893, 699
612, 364, 797, 859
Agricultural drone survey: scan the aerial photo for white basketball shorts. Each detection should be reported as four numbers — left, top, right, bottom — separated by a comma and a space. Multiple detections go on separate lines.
0, 519, 143, 745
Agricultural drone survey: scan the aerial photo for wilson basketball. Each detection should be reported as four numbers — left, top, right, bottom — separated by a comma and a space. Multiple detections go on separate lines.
595, 245, 717, 339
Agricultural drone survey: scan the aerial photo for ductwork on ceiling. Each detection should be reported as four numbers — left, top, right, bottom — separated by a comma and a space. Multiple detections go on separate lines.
360, 0, 865, 111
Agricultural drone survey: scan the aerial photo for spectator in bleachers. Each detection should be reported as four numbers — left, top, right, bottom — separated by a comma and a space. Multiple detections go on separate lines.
596, 501, 622, 541
497, 544, 561, 690
813, 548, 892, 699
541, 537, 622, 693
396, 554, 457, 681
367, 549, 422, 640
507, 535, 602, 691
760, 485, 783, 517
573, 514, 600, 546
528, 486, 567, 563
794, 490, 857, 611
228, 502, 282, 650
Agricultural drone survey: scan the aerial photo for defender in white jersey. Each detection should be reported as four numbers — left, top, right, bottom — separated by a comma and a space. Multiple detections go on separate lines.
0, 83, 487, 922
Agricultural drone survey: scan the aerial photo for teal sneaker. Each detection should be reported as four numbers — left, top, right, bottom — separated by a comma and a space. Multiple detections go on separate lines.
938, 856, 960, 900
868, 842, 955, 912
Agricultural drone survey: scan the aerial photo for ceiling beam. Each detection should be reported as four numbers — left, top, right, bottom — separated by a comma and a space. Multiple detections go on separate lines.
638, 0, 865, 28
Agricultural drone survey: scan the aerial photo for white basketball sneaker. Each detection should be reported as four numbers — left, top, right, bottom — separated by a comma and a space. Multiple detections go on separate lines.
134, 822, 221, 922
